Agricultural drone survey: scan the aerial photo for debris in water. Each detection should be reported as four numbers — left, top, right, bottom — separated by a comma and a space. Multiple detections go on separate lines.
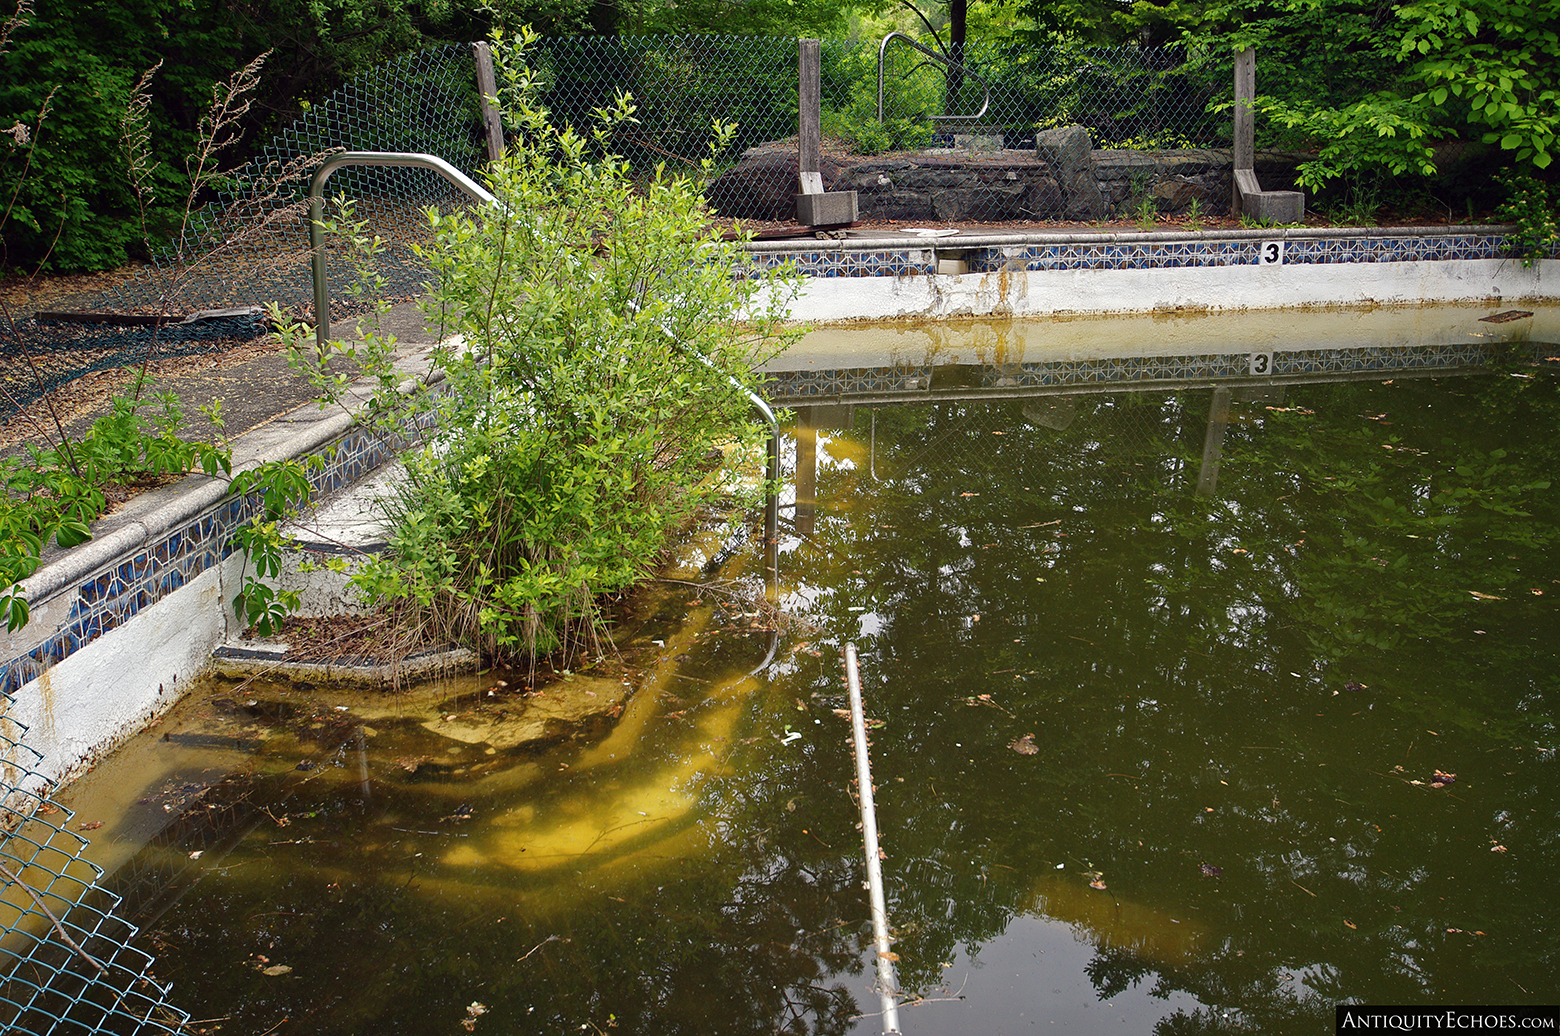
1009, 733, 1039, 755
295, 760, 315, 771
461, 1002, 488, 1031
1089, 880, 1107, 890
1343, 681, 1367, 692
396, 755, 430, 773
1431, 770, 1457, 788
77, 821, 103, 831
261, 964, 292, 976
1199, 863, 1223, 878
1491, 844, 1508, 853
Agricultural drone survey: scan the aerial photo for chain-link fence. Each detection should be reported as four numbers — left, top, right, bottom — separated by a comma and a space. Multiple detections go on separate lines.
0, 713, 189, 1034
542, 36, 1231, 223
3, 35, 1234, 428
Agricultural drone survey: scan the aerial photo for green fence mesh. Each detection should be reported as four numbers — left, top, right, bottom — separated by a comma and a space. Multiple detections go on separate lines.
0, 713, 189, 1034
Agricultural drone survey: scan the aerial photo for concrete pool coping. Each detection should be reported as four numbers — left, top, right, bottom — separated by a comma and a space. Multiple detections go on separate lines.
2, 221, 1557, 789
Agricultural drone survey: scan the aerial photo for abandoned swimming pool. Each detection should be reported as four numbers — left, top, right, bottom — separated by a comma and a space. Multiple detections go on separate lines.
46, 325, 1559, 1033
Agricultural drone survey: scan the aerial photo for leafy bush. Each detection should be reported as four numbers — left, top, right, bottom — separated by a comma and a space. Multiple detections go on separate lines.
1496, 173, 1559, 266
0, 384, 231, 631
1184, 0, 1560, 188
285, 29, 800, 665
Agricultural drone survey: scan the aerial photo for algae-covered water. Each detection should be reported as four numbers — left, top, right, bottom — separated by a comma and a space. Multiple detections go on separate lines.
59, 368, 1560, 1034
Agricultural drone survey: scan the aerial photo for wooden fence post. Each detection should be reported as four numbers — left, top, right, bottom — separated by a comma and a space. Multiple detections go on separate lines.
798, 39, 823, 195
1232, 47, 1255, 214
472, 42, 506, 166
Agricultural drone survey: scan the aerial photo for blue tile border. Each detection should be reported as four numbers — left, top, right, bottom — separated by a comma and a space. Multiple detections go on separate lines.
744, 229, 1556, 279
0, 423, 405, 699
764, 341, 1543, 402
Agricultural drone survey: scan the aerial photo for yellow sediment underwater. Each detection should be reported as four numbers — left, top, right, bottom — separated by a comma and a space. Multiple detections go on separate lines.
442, 661, 757, 876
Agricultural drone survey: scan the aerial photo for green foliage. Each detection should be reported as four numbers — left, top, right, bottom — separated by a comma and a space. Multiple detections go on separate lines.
820, 38, 941, 154
0, 0, 513, 273
1495, 172, 1559, 265
1184, 0, 1560, 188
0, 382, 231, 632
228, 459, 316, 637
286, 28, 800, 665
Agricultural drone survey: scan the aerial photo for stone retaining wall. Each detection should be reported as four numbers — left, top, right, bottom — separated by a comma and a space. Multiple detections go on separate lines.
708, 135, 1309, 222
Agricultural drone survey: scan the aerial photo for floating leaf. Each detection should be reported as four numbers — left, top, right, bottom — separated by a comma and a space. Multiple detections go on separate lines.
878, 951, 900, 961
261, 964, 292, 976
1343, 920, 1357, 930
1009, 733, 1039, 755
77, 821, 103, 831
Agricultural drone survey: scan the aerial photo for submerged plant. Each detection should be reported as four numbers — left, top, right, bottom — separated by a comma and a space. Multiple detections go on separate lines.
284, 27, 801, 667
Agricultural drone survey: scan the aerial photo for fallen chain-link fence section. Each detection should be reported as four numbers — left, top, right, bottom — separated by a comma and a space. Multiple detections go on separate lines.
0, 712, 190, 1034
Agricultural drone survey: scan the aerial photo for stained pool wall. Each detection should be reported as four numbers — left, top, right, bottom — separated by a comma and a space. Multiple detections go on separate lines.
1, 224, 1557, 789
750, 226, 1558, 321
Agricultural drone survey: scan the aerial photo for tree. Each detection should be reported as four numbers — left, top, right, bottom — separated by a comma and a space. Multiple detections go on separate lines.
1182, 0, 1560, 187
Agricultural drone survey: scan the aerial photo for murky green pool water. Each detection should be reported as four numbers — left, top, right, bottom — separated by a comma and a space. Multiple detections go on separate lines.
61, 362, 1560, 1034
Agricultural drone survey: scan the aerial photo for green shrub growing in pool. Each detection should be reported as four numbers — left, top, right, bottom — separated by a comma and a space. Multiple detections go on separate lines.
287, 28, 800, 666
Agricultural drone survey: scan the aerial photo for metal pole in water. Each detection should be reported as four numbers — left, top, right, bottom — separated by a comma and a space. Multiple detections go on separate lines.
844, 642, 902, 1034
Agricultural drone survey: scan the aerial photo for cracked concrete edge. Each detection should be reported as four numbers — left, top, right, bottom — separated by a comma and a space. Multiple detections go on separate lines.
207, 644, 478, 688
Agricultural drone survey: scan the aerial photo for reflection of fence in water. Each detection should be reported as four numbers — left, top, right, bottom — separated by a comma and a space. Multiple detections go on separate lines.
0, 715, 189, 1034
100, 775, 264, 930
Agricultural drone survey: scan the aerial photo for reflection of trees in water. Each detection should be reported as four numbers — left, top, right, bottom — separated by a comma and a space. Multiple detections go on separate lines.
782, 376, 1560, 1027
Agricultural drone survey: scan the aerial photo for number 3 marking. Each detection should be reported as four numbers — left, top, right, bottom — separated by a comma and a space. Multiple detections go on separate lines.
1249, 352, 1273, 375
1259, 241, 1284, 266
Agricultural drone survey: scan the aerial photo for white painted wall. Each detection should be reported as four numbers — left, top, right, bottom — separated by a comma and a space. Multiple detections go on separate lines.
4, 554, 246, 792
772, 259, 1558, 323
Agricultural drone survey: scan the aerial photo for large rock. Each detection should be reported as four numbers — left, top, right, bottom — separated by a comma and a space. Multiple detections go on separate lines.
1035, 125, 1106, 219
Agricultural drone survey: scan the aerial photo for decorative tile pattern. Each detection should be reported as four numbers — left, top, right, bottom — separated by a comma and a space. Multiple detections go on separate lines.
0, 423, 406, 698
739, 232, 1549, 279
963, 233, 1522, 275
766, 342, 1542, 403
741, 249, 935, 279
765, 365, 936, 398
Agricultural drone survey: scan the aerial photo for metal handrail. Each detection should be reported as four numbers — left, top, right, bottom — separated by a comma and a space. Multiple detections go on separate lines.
308, 151, 498, 351
877, 31, 992, 125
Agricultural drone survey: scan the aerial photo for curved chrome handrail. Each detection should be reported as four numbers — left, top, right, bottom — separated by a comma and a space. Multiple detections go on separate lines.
876, 31, 992, 125
308, 151, 497, 351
